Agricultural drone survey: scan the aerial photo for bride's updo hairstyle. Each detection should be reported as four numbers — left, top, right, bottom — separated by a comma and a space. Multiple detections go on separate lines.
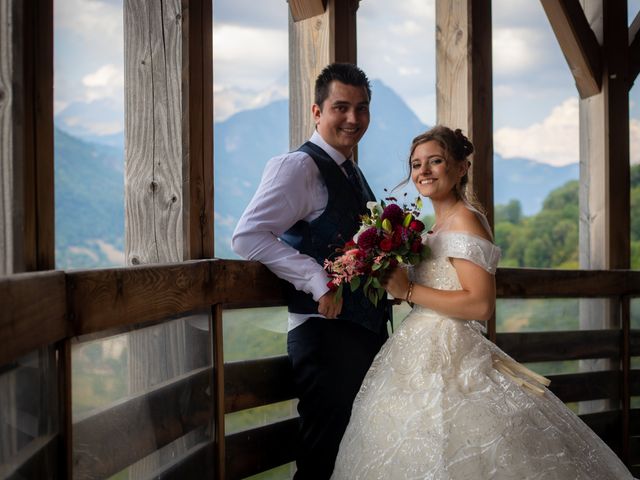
399, 125, 483, 211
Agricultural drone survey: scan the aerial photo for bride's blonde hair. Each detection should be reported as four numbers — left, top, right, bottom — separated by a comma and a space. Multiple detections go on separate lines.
398, 125, 484, 213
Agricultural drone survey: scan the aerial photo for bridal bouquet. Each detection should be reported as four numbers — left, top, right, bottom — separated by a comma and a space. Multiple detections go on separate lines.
324, 196, 429, 306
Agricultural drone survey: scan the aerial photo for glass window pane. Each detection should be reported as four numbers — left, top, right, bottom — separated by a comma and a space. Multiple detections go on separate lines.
492, 1, 579, 269
72, 313, 213, 478
0, 348, 59, 477
358, 1, 436, 215
54, 0, 125, 269
213, 0, 289, 259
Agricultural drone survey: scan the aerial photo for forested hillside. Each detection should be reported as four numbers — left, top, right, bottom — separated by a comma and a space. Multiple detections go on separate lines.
495, 164, 640, 269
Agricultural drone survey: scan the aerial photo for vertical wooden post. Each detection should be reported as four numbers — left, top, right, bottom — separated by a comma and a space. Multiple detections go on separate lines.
0, 0, 54, 275
0, 0, 60, 477
123, 0, 214, 474
435, 0, 494, 339
289, 0, 359, 150
211, 304, 225, 479
578, 0, 630, 415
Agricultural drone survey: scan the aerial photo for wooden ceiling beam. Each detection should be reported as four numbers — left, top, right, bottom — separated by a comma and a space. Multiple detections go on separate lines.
288, 0, 327, 22
540, 0, 602, 98
629, 11, 640, 85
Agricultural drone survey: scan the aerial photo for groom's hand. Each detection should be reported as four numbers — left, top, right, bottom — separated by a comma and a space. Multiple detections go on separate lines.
318, 291, 343, 319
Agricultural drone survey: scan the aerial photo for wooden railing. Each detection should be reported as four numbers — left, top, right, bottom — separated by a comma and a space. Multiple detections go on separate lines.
1, 261, 639, 478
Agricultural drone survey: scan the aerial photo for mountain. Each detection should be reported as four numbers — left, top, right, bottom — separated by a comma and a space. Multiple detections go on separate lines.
54, 79, 579, 266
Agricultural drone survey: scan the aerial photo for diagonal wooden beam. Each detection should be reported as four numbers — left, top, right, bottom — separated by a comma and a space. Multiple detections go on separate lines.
629, 11, 640, 85
288, 0, 326, 22
540, 0, 602, 98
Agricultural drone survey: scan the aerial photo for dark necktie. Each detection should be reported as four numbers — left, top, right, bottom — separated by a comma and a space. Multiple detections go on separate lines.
342, 160, 365, 200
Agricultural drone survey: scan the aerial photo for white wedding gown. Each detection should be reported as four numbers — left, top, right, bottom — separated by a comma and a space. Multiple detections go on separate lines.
332, 229, 633, 479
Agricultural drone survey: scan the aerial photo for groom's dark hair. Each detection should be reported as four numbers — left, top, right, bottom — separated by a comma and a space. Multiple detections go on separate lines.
314, 63, 372, 108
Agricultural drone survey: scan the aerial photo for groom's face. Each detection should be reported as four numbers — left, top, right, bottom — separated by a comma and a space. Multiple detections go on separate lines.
312, 80, 370, 158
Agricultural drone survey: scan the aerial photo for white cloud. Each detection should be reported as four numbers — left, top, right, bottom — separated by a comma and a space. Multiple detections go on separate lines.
213, 24, 287, 91
494, 97, 579, 166
495, 98, 640, 166
82, 64, 124, 102
493, 28, 544, 76
214, 82, 287, 122
55, 0, 123, 54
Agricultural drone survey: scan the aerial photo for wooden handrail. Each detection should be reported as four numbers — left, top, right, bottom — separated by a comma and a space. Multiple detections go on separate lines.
3, 261, 640, 367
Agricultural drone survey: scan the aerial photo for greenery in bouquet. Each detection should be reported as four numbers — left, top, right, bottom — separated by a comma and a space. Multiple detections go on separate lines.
324, 196, 430, 306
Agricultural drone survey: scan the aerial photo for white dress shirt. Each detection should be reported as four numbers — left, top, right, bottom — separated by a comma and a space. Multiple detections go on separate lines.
232, 131, 354, 331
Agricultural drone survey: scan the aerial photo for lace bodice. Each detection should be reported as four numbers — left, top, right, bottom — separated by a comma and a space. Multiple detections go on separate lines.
410, 230, 501, 291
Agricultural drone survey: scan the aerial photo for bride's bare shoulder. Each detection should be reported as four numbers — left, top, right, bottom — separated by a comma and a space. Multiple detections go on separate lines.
448, 206, 492, 241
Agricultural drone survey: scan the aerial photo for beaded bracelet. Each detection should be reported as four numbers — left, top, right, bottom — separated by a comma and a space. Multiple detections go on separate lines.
405, 281, 414, 305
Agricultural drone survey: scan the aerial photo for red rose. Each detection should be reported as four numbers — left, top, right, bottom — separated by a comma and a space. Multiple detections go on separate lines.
327, 280, 338, 291
379, 238, 394, 252
410, 238, 423, 253
409, 220, 425, 232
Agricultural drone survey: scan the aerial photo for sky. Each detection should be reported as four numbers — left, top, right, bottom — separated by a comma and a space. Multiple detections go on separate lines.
53, 0, 640, 168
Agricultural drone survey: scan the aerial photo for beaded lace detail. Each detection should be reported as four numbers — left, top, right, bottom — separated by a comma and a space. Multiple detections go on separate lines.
331, 231, 633, 480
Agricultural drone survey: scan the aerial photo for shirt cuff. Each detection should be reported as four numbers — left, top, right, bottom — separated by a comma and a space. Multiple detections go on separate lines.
308, 270, 331, 302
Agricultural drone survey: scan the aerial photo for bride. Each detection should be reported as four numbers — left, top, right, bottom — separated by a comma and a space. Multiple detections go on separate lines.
330, 126, 633, 479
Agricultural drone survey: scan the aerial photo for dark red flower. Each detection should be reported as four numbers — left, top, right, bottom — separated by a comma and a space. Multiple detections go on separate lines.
381, 203, 404, 226
391, 225, 405, 248
409, 220, 425, 232
379, 238, 394, 252
357, 226, 379, 250
410, 238, 423, 253
327, 280, 338, 291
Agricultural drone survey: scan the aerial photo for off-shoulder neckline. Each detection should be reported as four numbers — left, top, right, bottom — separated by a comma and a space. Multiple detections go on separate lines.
426, 229, 494, 245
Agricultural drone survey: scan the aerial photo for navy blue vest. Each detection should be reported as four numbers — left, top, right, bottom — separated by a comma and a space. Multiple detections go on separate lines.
281, 142, 390, 335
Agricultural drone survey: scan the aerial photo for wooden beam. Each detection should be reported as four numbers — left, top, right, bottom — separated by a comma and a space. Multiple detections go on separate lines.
124, 0, 184, 265
182, 0, 214, 260
66, 260, 286, 336
289, 0, 359, 150
547, 370, 620, 403
0, 0, 54, 274
496, 329, 620, 363
496, 268, 640, 297
540, 0, 602, 98
225, 418, 298, 479
224, 355, 295, 413
288, 0, 326, 22
0, 271, 67, 366
436, 0, 494, 224
629, 11, 640, 85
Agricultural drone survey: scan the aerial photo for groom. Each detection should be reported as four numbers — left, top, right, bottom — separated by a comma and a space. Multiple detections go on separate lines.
232, 63, 390, 478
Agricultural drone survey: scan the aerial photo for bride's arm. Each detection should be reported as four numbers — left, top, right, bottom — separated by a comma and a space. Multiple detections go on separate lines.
383, 261, 495, 321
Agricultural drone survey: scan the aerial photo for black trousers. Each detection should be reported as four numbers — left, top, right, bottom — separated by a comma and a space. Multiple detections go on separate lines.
287, 317, 387, 480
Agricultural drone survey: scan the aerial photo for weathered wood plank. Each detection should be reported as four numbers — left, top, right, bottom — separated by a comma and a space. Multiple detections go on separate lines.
124, 0, 184, 265
183, 0, 214, 260
0, 271, 67, 366
225, 417, 298, 480
289, 0, 359, 150
547, 370, 619, 403
72, 366, 211, 480
289, 0, 326, 22
213, 304, 225, 479
0, 0, 54, 275
0, 0, 14, 275
66, 259, 285, 335
225, 355, 295, 413
496, 268, 640, 297
540, 0, 602, 98
496, 329, 620, 363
